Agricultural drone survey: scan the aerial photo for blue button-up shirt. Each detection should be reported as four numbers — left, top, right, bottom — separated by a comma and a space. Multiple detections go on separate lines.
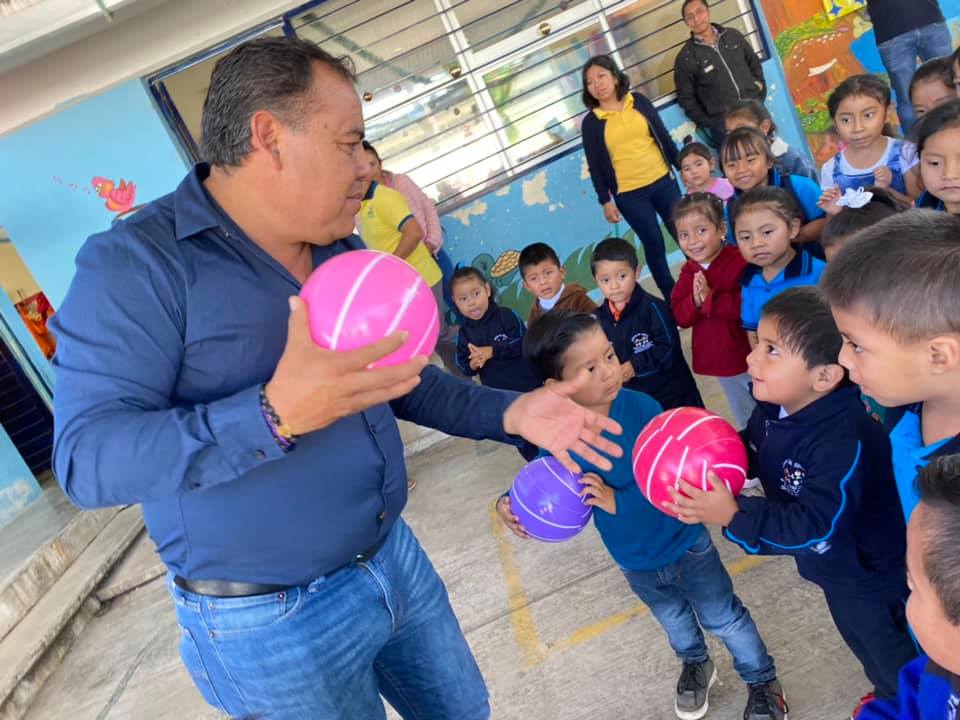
50, 164, 519, 585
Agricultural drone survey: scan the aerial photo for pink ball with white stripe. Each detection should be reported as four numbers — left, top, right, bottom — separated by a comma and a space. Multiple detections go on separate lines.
299, 249, 439, 368
632, 407, 747, 519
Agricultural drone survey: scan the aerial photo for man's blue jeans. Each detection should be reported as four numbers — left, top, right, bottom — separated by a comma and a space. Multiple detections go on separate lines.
169, 519, 489, 719
620, 528, 776, 685
877, 21, 953, 132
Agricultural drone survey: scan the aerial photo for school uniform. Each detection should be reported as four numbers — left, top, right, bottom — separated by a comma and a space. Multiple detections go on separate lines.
884, 404, 960, 522
454, 302, 541, 393
595, 287, 703, 410
858, 656, 960, 720
726, 386, 918, 698
740, 247, 825, 332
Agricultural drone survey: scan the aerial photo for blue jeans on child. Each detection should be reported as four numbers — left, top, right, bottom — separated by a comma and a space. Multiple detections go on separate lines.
877, 21, 953, 132
614, 174, 682, 302
621, 528, 776, 685
169, 519, 489, 719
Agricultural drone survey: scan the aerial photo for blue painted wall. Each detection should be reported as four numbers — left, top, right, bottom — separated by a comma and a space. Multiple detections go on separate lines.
0, 425, 40, 529
0, 80, 190, 312
441, 56, 804, 318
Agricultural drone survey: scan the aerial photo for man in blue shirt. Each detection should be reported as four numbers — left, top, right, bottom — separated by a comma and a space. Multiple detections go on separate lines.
49, 37, 621, 720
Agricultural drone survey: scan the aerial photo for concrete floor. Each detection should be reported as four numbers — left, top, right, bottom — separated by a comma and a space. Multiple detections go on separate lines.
25, 326, 870, 720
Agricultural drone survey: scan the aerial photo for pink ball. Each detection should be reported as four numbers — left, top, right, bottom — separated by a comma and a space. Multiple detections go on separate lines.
632, 407, 747, 519
299, 250, 439, 368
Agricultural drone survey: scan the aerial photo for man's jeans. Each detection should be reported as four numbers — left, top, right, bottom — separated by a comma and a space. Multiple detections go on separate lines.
877, 21, 953, 132
621, 528, 776, 685
170, 519, 489, 719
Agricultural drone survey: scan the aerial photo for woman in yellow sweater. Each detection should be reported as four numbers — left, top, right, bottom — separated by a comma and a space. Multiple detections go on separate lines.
581, 55, 682, 301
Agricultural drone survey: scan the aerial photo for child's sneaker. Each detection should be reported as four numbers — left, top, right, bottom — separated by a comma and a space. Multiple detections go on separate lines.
743, 679, 788, 720
850, 692, 876, 719
675, 658, 717, 720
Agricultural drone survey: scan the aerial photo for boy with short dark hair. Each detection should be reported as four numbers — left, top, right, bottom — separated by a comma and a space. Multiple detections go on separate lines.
666, 287, 918, 713
496, 310, 785, 720
820, 210, 960, 523
859, 455, 960, 719
518, 242, 597, 326
591, 237, 703, 410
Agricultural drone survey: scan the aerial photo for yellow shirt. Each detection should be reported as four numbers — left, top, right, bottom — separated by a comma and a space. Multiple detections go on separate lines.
594, 93, 668, 194
358, 182, 442, 287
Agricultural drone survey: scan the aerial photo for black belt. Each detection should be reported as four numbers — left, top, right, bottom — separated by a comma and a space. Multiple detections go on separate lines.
173, 535, 388, 598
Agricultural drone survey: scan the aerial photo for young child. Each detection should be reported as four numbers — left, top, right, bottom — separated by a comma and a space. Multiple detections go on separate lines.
670, 193, 754, 429
725, 99, 817, 181
909, 57, 955, 123
731, 187, 825, 347
591, 237, 703, 410
859, 456, 960, 720
820, 186, 902, 261
819, 75, 917, 206
497, 310, 787, 720
664, 287, 917, 715
450, 267, 542, 393
519, 242, 597, 326
911, 99, 960, 213
722, 126, 825, 246
821, 210, 960, 523
678, 142, 734, 200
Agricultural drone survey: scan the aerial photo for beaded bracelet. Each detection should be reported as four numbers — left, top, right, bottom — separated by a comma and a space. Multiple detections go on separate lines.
259, 385, 297, 452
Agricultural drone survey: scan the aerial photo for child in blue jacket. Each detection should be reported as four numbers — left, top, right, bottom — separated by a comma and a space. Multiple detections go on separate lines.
858, 455, 960, 719
665, 287, 917, 714
496, 310, 786, 720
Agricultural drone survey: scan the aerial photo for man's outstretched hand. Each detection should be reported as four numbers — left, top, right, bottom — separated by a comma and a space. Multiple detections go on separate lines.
503, 369, 623, 473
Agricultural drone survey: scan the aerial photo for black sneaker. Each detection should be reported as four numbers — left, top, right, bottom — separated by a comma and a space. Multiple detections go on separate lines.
675, 658, 717, 720
743, 679, 788, 720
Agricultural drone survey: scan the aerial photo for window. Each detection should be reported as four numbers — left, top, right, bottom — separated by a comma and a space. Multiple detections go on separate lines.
290, 0, 765, 209
150, 1, 765, 209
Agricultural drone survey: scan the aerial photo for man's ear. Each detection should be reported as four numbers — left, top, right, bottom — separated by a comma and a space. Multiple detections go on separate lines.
811, 363, 844, 393
249, 109, 284, 168
928, 335, 960, 375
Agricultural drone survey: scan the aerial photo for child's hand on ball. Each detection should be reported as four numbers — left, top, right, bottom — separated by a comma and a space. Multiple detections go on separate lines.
663, 470, 739, 526
580, 472, 616, 515
496, 496, 529, 539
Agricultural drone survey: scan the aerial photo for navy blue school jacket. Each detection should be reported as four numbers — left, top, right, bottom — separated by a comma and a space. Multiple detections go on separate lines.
725, 385, 907, 598
859, 656, 959, 719
595, 287, 703, 410
455, 302, 542, 393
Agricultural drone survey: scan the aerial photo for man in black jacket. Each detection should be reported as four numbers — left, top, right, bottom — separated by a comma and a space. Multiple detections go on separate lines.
673, 0, 765, 146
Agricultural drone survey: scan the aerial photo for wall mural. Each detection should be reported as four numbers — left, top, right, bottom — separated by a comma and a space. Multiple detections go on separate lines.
760, 0, 960, 166
91, 176, 137, 214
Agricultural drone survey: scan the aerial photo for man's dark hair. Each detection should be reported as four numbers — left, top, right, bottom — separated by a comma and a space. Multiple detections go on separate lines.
821, 210, 960, 343
581, 55, 630, 109
821, 186, 902, 251
518, 242, 562, 277
591, 237, 639, 275
200, 37, 355, 168
682, 0, 709, 19
523, 310, 602, 382
760, 287, 842, 370
915, 454, 960, 625
362, 140, 381, 163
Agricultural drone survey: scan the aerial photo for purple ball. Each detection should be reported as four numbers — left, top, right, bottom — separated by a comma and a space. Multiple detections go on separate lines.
509, 456, 592, 542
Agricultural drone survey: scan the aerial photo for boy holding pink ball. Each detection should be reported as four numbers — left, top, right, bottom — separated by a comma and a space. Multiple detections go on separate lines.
497, 310, 785, 720
665, 287, 917, 716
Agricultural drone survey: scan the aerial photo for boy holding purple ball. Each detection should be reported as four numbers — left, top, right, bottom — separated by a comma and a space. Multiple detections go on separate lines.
496, 309, 785, 720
